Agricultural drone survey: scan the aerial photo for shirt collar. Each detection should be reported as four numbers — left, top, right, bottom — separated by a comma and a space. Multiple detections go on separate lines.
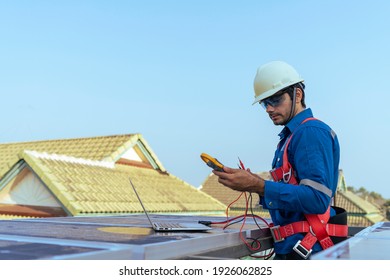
278, 108, 313, 139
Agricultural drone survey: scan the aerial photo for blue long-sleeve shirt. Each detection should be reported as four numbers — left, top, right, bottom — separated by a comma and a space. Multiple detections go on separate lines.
260, 108, 340, 254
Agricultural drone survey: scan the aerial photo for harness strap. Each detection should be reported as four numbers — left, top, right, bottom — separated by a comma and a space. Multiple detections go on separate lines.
268, 117, 347, 258
270, 220, 348, 240
299, 211, 335, 257
270, 117, 317, 185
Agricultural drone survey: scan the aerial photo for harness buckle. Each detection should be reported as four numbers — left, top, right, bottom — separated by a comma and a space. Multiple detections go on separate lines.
270, 225, 284, 243
293, 240, 312, 259
282, 168, 292, 183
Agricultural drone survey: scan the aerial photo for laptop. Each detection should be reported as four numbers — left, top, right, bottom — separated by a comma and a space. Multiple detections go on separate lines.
129, 178, 212, 232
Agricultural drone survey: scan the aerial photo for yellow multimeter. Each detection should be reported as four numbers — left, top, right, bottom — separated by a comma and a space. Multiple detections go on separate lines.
200, 153, 225, 172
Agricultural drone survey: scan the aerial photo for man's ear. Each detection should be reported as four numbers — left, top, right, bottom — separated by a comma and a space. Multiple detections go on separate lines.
295, 87, 303, 104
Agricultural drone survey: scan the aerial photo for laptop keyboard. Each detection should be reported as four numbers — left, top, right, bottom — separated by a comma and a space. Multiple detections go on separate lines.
154, 222, 184, 229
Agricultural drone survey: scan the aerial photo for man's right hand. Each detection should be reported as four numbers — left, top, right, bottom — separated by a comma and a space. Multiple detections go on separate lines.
213, 166, 265, 196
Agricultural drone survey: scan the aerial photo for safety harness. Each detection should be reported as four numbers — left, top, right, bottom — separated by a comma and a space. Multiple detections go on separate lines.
269, 117, 348, 259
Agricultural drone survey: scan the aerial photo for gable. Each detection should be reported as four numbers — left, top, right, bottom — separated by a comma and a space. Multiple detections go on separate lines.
0, 134, 165, 181
114, 137, 162, 170
0, 168, 60, 207
337, 169, 348, 192
0, 163, 67, 217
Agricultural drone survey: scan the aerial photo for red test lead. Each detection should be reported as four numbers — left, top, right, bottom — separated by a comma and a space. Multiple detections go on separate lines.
238, 157, 245, 170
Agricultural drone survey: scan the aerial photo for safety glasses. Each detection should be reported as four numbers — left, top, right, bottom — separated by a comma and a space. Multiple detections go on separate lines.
260, 91, 287, 109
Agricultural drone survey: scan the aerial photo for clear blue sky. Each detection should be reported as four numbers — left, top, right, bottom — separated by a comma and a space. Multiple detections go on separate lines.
1, 1, 389, 199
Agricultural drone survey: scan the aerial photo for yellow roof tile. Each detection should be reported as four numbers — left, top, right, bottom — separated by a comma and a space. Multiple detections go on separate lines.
200, 172, 272, 219
0, 134, 156, 179
0, 214, 36, 220
200, 172, 271, 209
19, 150, 225, 216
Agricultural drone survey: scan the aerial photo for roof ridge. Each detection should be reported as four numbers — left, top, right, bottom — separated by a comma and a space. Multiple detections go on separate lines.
24, 150, 115, 169
0, 133, 138, 145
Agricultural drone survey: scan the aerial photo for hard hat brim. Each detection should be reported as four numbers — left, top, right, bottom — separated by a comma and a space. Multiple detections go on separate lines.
252, 79, 304, 105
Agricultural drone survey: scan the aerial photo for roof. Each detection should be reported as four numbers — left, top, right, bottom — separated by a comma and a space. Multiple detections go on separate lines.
0, 134, 225, 217
0, 134, 164, 178
338, 191, 379, 214
200, 172, 271, 218
334, 169, 385, 226
335, 190, 385, 226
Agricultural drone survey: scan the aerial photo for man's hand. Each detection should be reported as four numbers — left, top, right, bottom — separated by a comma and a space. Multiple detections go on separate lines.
212, 166, 265, 196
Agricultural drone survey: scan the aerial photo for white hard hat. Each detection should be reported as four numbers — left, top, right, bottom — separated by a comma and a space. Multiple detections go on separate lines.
252, 61, 304, 105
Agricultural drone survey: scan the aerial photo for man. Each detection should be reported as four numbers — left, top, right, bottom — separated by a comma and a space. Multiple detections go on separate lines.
213, 61, 347, 259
